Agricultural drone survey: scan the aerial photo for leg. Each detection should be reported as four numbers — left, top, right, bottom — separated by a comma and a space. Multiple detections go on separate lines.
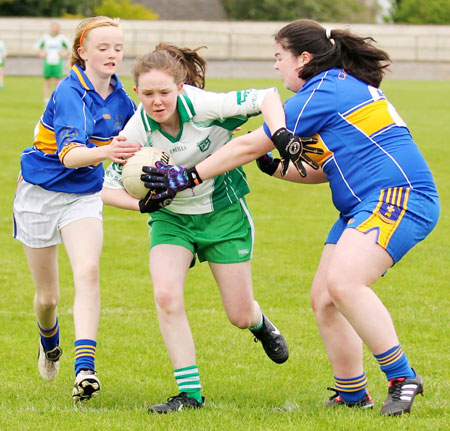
148, 244, 206, 413
43, 78, 51, 102
61, 218, 103, 341
23, 244, 62, 381
311, 243, 365, 378
210, 261, 288, 364
209, 261, 260, 328
150, 244, 194, 369
326, 229, 397, 354
61, 218, 102, 402
23, 245, 60, 329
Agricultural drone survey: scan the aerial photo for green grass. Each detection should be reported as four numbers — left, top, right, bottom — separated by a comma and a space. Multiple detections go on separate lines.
0, 76, 449, 430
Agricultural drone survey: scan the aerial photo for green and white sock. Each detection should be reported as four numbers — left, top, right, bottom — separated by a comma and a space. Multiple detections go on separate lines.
174, 365, 202, 403
249, 312, 263, 331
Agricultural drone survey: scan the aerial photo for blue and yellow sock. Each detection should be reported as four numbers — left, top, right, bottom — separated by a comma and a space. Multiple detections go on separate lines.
74, 339, 97, 375
174, 365, 202, 403
374, 344, 415, 380
334, 372, 368, 403
38, 317, 59, 351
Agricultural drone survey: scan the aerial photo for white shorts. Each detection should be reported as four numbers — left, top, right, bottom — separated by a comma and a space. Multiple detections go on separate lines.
13, 180, 103, 248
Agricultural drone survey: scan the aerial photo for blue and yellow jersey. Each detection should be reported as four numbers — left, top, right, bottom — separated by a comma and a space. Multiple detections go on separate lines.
20, 64, 136, 194
264, 68, 437, 216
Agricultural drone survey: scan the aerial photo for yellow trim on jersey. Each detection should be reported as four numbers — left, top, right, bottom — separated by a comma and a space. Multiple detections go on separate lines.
313, 133, 333, 166
72, 65, 90, 90
34, 122, 57, 154
357, 187, 409, 249
344, 99, 395, 136
90, 138, 112, 146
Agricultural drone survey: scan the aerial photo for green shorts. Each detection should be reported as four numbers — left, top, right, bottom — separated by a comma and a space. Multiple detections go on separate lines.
148, 198, 254, 265
43, 61, 64, 79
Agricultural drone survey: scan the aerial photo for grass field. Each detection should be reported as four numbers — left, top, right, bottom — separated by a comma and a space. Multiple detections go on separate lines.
0, 76, 449, 431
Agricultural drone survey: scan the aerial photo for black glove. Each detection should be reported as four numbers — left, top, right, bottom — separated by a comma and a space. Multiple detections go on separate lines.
256, 151, 280, 176
271, 127, 323, 177
138, 188, 175, 213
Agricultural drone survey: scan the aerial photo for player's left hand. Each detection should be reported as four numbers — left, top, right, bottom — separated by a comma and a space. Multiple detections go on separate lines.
140, 162, 203, 199
256, 151, 280, 176
271, 127, 323, 177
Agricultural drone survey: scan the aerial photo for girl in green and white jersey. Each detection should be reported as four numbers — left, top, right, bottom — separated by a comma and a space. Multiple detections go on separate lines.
0, 39, 6, 88
102, 43, 290, 413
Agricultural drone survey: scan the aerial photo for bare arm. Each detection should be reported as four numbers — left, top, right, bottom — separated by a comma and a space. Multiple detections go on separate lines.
271, 162, 328, 184
101, 187, 140, 211
62, 136, 140, 169
259, 90, 287, 136
195, 127, 274, 180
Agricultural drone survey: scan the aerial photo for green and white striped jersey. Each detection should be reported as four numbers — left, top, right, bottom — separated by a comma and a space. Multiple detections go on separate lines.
104, 84, 277, 214
35, 33, 69, 65
0, 40, 6, 64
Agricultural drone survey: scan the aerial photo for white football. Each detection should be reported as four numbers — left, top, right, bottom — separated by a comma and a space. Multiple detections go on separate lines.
122, 146, 173, 199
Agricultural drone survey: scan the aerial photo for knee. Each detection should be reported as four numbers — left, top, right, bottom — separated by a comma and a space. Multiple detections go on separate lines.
325, 271, 351, 306
35, 293, 59, 312
310, 279, 332, 316
154, 286, 183, 314
226, 305, 254, 329
229, 314, 253, 329
74, 263, 99, 285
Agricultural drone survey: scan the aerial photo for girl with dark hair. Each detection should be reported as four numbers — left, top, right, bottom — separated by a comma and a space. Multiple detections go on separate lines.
144, 20, 439, 416
102, 42, 294, 413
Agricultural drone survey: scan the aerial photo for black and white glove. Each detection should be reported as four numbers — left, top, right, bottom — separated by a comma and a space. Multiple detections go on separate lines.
271, 127, 323, 177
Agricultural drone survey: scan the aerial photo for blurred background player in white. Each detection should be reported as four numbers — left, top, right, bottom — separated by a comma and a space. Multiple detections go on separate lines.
146, 19, 440, 417
0, 38, 6, 89
102, 43, 290, 413
35, 22, 70, 104
13, 16, 139, 403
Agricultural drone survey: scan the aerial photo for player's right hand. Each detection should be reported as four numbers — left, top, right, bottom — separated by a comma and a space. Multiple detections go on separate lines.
107, 135, 141, 163
270, 127, 322, 177
138, 188, 175, 213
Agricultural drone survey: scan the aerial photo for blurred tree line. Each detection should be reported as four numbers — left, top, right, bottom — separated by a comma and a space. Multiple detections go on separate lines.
0, 0, 448, 24
221, 0, 450, 24
0, 0, 158, 19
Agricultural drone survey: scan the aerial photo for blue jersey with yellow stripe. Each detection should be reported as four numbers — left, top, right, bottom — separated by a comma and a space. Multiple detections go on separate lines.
264, 68, 437, 216
20, 64, 136, 194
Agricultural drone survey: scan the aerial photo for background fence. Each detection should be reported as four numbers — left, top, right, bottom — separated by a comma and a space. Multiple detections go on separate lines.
1, 18, 450, 79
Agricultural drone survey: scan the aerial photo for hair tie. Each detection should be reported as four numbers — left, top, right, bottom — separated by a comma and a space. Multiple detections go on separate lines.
326, 28, 335, 46
79, 19, 111, 47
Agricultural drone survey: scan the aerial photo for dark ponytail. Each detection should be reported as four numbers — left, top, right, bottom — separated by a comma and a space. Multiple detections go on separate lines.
275, 19, 391, 88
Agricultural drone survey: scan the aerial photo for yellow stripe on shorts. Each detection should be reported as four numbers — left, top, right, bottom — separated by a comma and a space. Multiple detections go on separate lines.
357, 187, 409, 249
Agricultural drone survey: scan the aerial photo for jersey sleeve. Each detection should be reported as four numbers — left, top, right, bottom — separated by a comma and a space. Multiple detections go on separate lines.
62, 35, 70, 49
187, 86, 278, 123
35, 35, 45, 50
51, 84, 92, 159
103, 161, 125, 190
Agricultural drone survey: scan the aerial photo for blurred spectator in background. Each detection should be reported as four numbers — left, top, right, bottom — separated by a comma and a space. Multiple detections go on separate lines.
0, 38, 6, 89
35, 22, 70, 104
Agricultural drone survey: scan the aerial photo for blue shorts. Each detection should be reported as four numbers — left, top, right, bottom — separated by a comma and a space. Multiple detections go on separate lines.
326, 187, 440, 263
